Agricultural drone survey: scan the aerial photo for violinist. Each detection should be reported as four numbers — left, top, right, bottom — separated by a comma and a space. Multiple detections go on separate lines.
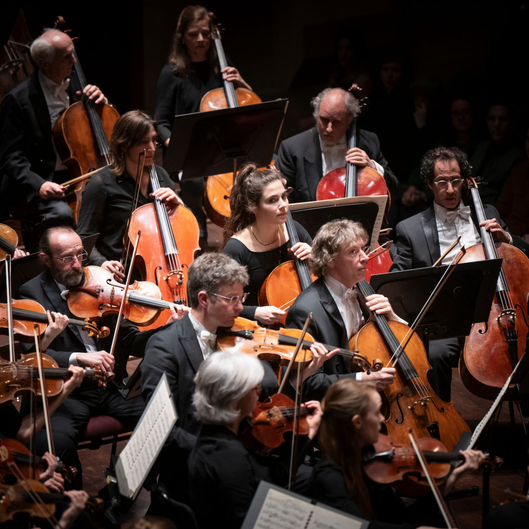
275, 87, 398, 204
141, 252, 330, 509
154, 5, 252, 249
17, 226, 186, 488
390, 146, 516, 401
188, 350, 322, 529
286, 219, 396, 401
0, 29, 106, 240
308, 378, 484, 528
223, 163, 312, 325
76, 110, 182, 281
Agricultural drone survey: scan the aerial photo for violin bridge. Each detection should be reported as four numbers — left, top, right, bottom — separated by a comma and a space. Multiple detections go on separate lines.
408, 396, 431, 411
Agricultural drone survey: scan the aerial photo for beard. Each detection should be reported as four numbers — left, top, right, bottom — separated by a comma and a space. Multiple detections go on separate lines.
50, 265, 85, 288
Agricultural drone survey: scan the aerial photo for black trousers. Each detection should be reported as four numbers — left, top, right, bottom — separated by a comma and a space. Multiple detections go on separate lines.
426, 337, 461, 402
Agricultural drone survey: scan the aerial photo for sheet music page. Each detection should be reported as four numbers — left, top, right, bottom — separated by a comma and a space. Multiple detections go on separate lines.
252, 488, 363, 529
116, 374, 177, 498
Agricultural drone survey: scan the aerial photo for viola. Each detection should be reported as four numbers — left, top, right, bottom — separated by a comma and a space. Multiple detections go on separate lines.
351, 280, 470, 454
0, 298, 108, 342
0, 438, 77, 485
258, 211, 317, 326
126, 166, 199, 330
459, 178, 529, 399
0, 353, 112, 404
51, 16, 119, 223
201, 18, 263, 228
315, 84, 392, 279
217, 317, 379, 373
0, 224, 17, 261
67, 266, 179, 327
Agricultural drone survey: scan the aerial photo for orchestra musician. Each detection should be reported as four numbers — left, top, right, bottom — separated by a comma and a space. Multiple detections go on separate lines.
141, 252, 331, 510
308, 378, 485, 528
188, 350, 322, 529
76, 110, 183, 281
17, 226, 186, 488
275, 87, 398, 204
390, 146, 514, 401
153, 5, 252, 249
223, 163, 312, 325
0, 29, 106, 240
286, 219, 396, 401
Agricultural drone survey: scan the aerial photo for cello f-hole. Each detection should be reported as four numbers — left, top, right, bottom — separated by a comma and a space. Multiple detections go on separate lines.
478, 323, 488, 335
394, 393, 405, 424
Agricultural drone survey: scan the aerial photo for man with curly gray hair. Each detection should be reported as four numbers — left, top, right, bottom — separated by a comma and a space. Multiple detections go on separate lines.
275, 87, 398, 203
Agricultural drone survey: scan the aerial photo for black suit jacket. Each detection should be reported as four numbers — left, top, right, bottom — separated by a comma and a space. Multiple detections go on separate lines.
18, 270, 155, 385
0, 69, 79, 215
275, 127, 398, 203
286, 277, 370, 401
390, 203, 507, 271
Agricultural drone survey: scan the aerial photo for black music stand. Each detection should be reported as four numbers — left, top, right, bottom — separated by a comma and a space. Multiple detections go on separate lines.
369, 259, 502, 347
164, 99, 288, 178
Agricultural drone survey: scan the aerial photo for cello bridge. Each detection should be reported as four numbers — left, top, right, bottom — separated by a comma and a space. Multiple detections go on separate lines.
408, 397, 431, 411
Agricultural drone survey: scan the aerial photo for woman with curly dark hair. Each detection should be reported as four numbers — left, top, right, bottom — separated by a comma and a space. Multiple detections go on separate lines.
222, 162, 312, 324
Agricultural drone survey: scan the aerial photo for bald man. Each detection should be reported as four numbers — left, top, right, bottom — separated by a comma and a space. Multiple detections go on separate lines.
0, 29, 106, 240
276, 87, 398, 203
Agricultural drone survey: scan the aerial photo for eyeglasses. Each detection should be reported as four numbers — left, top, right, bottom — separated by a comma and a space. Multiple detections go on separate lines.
432, 178, 464, 190
253, 383, 262, 396
52, 250, 88, 263
208, 292, 249, 305
352, 245, 370, 257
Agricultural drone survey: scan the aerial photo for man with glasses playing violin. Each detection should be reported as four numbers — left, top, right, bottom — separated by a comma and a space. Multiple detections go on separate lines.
390, 146, 513, 401
17, 226, 186, 489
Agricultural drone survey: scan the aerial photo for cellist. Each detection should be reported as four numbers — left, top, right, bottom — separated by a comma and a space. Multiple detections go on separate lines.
390, 146, 517, 401
275, 87, 398, 204
0, 29, 106, 241
153, 5, 252, 250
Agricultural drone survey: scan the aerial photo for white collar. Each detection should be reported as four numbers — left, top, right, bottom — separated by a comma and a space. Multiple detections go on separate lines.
39, 69, 70, 97
433, 200, 466, 223
324, 274, 351, 298
318, 134, 347, 152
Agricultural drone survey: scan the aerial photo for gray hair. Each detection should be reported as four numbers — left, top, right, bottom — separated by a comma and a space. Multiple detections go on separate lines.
30, 29, 60, 64
193, 351, 264, 424
309, 219, 368, 278
311, 87, 361, 120
187, 252, 249, 309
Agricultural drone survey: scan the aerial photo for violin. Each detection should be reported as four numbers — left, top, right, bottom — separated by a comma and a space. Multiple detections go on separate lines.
126, 165, 199, 330
0, 298, 108, 342
0, 438, 77, 485
218, 317, 380, 372
201, 17, 263, 228
51, 16, 119, 223
0, 224, 17, 261
459, 178, 529, 399
0, 353, 112, 404
351, 281, 470, 454
67, 266, 178, 327
258, 211, 317, 326
315, 84, 392, 279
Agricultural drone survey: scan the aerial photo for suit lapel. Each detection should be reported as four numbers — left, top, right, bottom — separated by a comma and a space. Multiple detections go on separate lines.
421, 206, 441, 264
28, 71, 52, 139
303, 129, 324, 201
179, 316, 204, 374
314, 278, 348, 348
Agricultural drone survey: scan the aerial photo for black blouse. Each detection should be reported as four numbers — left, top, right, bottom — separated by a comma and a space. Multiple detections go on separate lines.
223, 220, 312, 319
76, 164, 175, 265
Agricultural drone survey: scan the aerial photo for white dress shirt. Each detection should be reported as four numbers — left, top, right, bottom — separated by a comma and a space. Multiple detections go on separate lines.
189, 312, 217, 360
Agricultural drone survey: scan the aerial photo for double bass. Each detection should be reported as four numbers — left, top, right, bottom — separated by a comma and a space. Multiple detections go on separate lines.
201, 17, 262, 227
316, 84, 392, 279
51, 16, 119, 222
459, 178, 529, 399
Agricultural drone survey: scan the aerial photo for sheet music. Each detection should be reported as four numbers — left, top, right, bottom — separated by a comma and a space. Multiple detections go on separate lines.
115, 374, 177, 499
251, 488, 363, 529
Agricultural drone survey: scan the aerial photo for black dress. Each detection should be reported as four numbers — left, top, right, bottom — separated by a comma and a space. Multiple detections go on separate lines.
76, 164, 174, 265
223, 220, 312, 319
154, 61, 231, 239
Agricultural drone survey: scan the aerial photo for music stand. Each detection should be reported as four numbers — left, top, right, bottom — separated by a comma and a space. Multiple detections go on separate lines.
164, 99, 288, 178
289, 195, 387, 252
369, 259, 502, 345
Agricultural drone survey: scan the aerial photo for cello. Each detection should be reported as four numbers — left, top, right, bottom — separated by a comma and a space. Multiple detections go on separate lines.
316, 84, 392, 279
201, 17, 262, 228
51, 16, 119, 222
127, 165, 199, 330
459, 178, 529, 399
